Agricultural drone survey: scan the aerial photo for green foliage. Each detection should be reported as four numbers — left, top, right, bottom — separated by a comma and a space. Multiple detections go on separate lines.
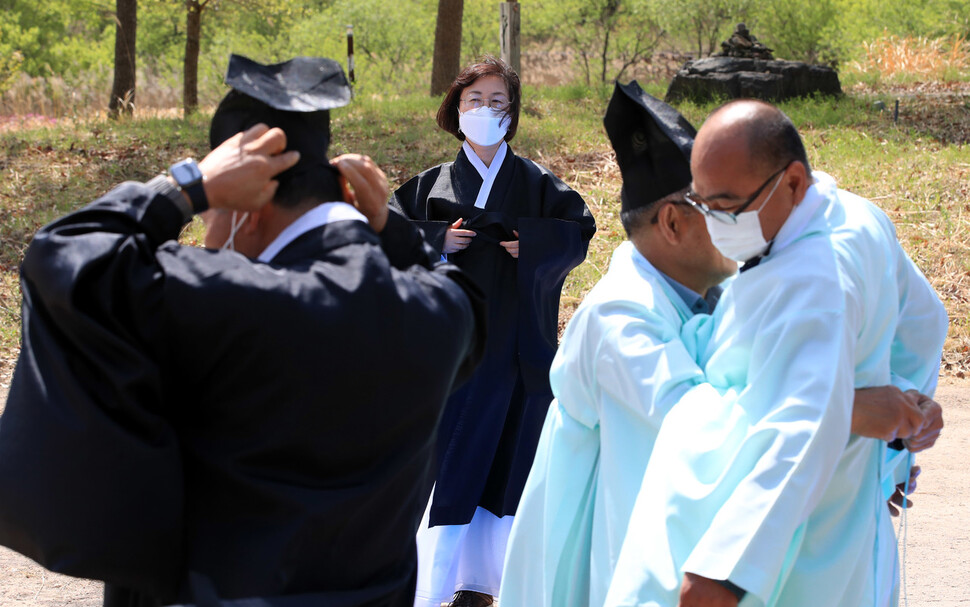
461, 1, 501, 61
326, 0, 435, 94
750, 0, 843, 65
650, 0, 753, 57
0, 49, 24, 95
0, 0, 968, 111
0, 0, 113, 76
139, 0, 192, 65
643, 0, 968, 66
787, 0, 970, 65
543, 0, 665, 85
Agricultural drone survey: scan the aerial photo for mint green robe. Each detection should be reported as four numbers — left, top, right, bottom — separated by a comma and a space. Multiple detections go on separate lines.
606, 172, 947, 607
499, 242, 709, 607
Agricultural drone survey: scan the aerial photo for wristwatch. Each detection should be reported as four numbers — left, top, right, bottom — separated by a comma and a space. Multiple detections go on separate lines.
169, 158, 209, 213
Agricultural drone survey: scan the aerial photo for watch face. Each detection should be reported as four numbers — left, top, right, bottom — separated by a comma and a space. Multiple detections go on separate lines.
171, 159, 202, 187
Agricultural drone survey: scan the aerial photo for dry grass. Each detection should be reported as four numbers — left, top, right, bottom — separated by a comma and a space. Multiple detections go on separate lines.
825, 135, 970, 377
533, 148, 625, 333
1, 77, 968, 385
0, 65, 225, 119
847, 33, 970, 83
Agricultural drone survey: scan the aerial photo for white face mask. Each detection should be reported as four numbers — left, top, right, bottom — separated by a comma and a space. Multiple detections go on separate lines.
222, 211, 250, 251
704, 172, 784, 262
458, 106, 510, 146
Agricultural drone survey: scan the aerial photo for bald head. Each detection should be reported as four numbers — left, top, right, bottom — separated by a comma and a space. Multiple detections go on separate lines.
689, 100, 816, 250
699, 100, 810, 175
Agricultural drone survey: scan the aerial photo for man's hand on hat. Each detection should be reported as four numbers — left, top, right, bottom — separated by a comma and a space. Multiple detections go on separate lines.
199, 124, 301, 212
332, 154, 389, 233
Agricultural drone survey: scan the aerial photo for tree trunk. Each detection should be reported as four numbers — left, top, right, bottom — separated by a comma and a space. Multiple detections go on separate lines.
600, 28, 610, 84
430, 0, 463, 96
108, 0, 137, 117
499, 2, 521, 78
580, 51, 591, 86
183, 0, 205, 115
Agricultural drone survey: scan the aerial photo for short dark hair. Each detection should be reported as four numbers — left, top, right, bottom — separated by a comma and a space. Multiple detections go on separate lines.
620, 205, 652, 237
712, 100, 812, 174
274, 165, 344, 209
436, 55, 521, 142
620, 190, 689, 237
748, 108, 811, 174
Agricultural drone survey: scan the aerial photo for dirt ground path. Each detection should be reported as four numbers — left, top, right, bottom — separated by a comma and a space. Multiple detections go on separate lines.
902, 381, 970, 606
0, 382, 968, 606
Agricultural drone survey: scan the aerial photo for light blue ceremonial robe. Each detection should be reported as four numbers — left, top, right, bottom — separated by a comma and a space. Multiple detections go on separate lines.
606, 172, 946, 607
499, 242, 712, 607
779, 172, 947, 607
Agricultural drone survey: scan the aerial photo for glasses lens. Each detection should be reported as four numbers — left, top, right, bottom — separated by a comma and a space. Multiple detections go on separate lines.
708, 209, 738, 225
685, 192, 712, 214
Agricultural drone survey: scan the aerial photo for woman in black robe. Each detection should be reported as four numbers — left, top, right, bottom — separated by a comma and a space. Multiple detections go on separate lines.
390, 56, 596, 607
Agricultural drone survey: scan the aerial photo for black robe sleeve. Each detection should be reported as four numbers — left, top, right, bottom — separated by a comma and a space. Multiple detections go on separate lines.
379, 205, 442, 269
0, 182, 191, 599
0, 182, 488, 603
379, 205, 487, 386
514, 161, 596, 394
388, 165, 453, 253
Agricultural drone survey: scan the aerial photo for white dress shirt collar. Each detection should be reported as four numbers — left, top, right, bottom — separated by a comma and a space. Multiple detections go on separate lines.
257, 201, 367, 262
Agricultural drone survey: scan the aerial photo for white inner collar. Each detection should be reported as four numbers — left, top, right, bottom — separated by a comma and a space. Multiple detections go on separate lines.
257, 201, 367, 262
463, 141, 508, 209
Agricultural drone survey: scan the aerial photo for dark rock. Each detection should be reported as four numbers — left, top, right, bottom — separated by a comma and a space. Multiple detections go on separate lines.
716, 23, 774, 60
665, 57, 842, 103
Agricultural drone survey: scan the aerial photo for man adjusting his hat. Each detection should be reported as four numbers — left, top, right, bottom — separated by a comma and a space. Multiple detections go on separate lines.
0, 55, 485, 607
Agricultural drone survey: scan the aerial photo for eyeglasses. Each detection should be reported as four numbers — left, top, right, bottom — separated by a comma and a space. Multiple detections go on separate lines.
649, 199, 692, 224
460, 96, 510, 111
684, 164, 790, 225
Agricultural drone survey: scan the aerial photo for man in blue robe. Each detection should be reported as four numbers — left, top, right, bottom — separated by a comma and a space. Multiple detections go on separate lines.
501, 85, 942, 607
606, 100, 947, 607
499, 81, 739, 607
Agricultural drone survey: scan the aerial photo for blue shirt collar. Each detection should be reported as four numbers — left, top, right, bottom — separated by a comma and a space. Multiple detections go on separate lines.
657, 270, 721, 315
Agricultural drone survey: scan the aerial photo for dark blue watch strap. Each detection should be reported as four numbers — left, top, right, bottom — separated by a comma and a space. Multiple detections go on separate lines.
183, 179, 208, 213
170, 158, 209, 213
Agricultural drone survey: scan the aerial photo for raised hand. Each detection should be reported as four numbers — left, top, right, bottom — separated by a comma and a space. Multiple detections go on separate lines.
332, 153, 390, 233
199, 123, 301, 212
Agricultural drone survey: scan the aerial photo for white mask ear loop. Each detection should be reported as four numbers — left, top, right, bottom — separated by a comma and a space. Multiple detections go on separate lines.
222, 211, 250, 251
898, 451, 914, 607
754, 170, 786, 214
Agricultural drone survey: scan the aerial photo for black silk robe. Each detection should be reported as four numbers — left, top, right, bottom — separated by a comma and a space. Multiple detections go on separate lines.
0, 182, 486, 606
390, 147, 596, 526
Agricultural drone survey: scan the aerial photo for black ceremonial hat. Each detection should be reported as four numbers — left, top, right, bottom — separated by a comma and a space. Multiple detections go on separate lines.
603, 80, 696, 213
210, 54, 352, 206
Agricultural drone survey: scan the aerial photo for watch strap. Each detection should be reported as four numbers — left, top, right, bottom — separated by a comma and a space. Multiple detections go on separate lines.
182, 179, 209, 214
146, 174, 193, 223
169, 158, 209, 214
